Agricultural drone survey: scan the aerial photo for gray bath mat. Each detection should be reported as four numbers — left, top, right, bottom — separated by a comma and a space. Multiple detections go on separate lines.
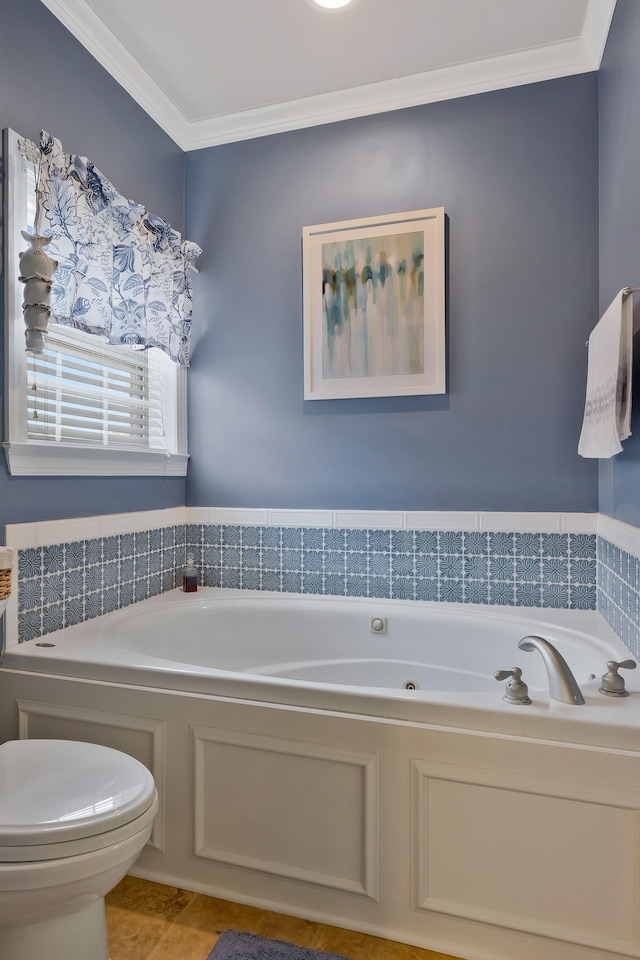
209, 930, 351, 960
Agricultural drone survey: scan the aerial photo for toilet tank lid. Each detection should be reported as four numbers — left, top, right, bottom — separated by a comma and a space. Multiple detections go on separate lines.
0, 739, 157, 845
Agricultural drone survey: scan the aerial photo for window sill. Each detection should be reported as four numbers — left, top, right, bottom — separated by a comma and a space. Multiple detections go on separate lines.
3, 441, 189, 477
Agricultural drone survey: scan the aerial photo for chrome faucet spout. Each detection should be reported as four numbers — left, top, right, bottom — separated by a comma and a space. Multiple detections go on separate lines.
517, 635, 585, 705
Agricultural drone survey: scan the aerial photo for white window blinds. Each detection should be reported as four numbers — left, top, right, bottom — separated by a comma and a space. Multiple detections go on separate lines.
26, 327, 167, 450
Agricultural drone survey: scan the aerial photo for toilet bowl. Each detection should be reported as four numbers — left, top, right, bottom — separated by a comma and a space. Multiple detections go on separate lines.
0, 738, 158, 960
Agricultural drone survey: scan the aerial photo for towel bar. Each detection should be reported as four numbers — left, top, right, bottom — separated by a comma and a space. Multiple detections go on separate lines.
586, 287, 640, 345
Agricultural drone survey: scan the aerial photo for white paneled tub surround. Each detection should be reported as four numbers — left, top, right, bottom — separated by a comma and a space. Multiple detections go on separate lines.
1, 590, 640, 960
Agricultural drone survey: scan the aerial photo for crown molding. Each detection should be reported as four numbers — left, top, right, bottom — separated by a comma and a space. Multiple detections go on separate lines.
185, 37, 596, 149
38, 0, 191, 149
40, 0, 614, 151
581, 0, 617, 66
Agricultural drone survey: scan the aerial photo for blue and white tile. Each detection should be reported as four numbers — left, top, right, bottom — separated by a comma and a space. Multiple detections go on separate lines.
542, 584, 569, 608
282, 548, 302, 570
391, 553, 415, 577
18, 578, 41, 612
489, 582, 515, 605
345, 529, 368, 551
64, 541, 85, 569
282, 527, 303, 549
221, 525, 242, 546
83, 591, 102, 620
241, 568, 261, 590
261, 526, 281, 549
542, 557, 569, 583
241, 526, 261, 548
42, 573, 64, 606
367, 576, 390, 599
368, 529, 391, 552
261, 569, 281, 592
346, 551, 368, 576
415, 530, 439, 553
369, 552, 391, 577
415, 553, 438, 578
302, 528, 324, 550
85, 565, 103, 594
324, 573, 346, 596
464, 581, 489, 604
18, 547, 42, 579
262, 548, 281, 572
103, 586, 119, 613
569, 584, 596, 610
86, 538, 103, 565
392, 577, 415, 600
346, 575, 367, 597
489, 556, 515, 581
302, 551, 323, 574
542, 533, 568, 557
42, 604, 64, 635
464, 531, 488, 555
515, 582, 542, 607
302, 572, 323, 595
514, 533, 541, 557
439, 555, 463, 579
325, 528, 347, 551
440, 581, 464, 603
439, 531, 463, 554
42, 543, 64, 574
64, 596, 84, 627
324, 551, 345, 575
515, 556, 541, 582
19, 609, 42, 641
465, 555, 489, 580
415, 578, 439, 602
282, 571, 302, 593
488, 532, 515, 556
392, 530, 415, 552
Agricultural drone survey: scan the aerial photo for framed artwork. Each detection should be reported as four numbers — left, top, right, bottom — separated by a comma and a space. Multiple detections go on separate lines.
303, 207, 445, 400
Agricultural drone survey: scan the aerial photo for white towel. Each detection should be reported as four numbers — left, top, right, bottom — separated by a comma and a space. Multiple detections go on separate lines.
578, 290, 633, 458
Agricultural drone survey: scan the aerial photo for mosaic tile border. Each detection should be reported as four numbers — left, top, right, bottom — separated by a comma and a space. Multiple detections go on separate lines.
598, 538, 640, 660
7, 510, 638, 648
16, 525, 185, 642
185, 525, 596, 609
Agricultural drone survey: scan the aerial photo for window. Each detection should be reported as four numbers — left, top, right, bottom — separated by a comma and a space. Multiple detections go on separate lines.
3, 128, 188, 476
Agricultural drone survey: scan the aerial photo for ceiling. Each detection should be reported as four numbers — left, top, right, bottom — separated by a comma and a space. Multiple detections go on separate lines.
40, 0, 617, 151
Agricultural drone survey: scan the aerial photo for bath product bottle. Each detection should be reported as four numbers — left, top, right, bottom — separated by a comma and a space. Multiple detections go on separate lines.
182, 555, 198, 593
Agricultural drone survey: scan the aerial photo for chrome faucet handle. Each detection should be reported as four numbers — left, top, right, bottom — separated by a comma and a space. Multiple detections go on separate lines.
494, 666, 532, 705
599, 659, 637, 697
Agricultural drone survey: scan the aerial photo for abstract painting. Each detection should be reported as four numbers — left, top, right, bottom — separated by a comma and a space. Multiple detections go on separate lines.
303, 208, 445, 400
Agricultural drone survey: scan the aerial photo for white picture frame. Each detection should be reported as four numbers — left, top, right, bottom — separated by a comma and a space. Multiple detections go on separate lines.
303, 207, 445, 400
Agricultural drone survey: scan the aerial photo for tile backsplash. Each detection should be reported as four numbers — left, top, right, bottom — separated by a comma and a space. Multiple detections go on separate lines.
17, 525, 185, 642
186, 525, 596, 609
598, 537, 640, 660
11, 512, 601, 644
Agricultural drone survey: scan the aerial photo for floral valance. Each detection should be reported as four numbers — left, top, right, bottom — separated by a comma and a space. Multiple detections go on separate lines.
19, 131, 202, 366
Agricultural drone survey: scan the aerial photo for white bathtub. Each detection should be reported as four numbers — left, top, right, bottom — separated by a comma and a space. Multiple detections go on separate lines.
3, 588, 637, 738
2, 589, 640, 960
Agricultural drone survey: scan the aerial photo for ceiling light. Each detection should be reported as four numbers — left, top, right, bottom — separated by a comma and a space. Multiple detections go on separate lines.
313, 0, 353, 8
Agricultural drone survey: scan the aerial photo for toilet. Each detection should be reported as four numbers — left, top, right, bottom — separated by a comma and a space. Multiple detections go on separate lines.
0, 738, 158, 960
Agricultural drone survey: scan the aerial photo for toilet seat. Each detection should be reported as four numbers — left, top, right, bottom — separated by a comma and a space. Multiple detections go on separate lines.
0, 740, 157, 863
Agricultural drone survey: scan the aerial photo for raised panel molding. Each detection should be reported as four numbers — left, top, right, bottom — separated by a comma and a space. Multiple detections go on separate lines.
17, 699, 166, 852
411, 759, 640, 956
192, 726, 378, 899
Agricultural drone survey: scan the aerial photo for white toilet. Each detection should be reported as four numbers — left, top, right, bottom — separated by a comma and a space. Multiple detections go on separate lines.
0, 738, 158, 960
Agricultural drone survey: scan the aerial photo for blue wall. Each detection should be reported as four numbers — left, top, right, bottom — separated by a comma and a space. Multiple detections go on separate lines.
0, 0, 186, 529
185, 75, 600, 512
598, 0, 640, 529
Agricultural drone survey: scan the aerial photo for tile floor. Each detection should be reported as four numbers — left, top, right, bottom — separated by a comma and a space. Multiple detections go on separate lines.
105, 876, 461, 960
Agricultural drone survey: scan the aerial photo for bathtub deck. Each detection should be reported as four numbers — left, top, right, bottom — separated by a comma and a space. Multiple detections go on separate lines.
105, 876, 461, 960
